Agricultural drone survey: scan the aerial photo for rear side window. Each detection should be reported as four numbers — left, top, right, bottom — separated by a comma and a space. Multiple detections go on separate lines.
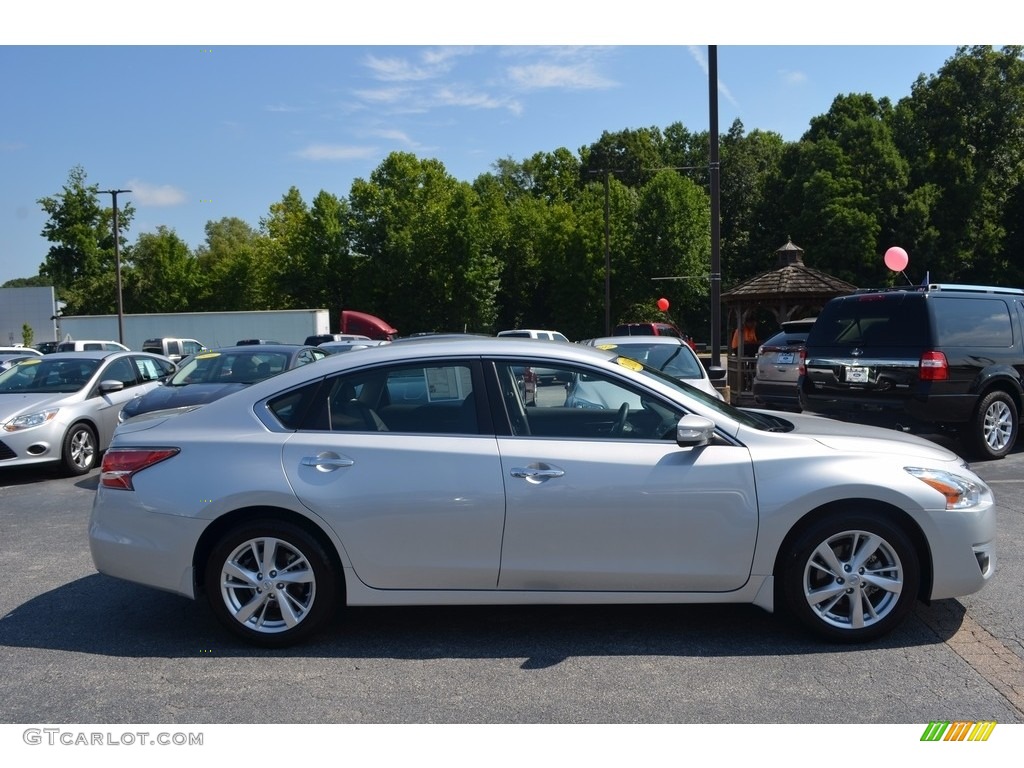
932, 298, 1013, 347
809, 295, 929, 347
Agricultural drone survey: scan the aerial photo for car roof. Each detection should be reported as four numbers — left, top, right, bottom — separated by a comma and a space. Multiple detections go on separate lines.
203, 344, 310, 353
587, 336, 688, 346
41, 350, 136, 361
0, 346, 44, 355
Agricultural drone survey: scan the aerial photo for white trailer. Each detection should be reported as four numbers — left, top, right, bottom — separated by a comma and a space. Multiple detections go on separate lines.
57, 309, 330, 351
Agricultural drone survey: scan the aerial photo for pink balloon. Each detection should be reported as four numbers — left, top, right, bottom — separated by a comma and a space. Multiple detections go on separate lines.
884, 246, 909, 272
657, 297, 670, 312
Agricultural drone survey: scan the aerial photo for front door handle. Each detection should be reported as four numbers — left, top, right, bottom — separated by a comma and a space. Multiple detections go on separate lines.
510, 464, 565, 483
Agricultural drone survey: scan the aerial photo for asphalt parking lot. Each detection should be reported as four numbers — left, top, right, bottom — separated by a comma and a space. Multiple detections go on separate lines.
1, 431, 1022, 726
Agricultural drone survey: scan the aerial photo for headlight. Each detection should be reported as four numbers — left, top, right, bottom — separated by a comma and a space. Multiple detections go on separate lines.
3, 409, 60, 432
905, 467, 986, 510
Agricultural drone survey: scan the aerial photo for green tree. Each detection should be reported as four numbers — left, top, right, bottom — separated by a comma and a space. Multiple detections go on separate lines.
193, 217, 275, 310
121, 226, 200, 313
2, 275, 51, 288
37, 165, 135, 313
21, 323, 34, 347
581, 127, 666, 187
893, 46, 1024, 285
349, 152, 499, 334
627, 170, 711, 337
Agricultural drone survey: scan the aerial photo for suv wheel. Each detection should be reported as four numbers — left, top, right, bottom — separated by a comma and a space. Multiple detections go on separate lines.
965, 390, 1018, 460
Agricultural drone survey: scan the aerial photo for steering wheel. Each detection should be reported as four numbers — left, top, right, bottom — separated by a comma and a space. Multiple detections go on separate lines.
611, 402, 630, 436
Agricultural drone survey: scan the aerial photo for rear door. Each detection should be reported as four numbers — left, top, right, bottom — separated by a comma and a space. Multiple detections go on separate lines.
278, 360, 506, 590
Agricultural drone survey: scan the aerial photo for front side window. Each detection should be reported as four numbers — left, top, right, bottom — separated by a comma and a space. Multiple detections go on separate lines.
102, 357, 139, 388
495, 361, 684, 440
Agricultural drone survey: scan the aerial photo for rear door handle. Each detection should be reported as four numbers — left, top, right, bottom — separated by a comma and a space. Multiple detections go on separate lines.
301, 452, 355, 472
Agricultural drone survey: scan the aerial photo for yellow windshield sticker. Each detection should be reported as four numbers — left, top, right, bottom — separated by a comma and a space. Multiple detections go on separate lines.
18, 358, 42, 366
615, 356, 643, 372
596, 344, 619, 351
196, 352, 221, 359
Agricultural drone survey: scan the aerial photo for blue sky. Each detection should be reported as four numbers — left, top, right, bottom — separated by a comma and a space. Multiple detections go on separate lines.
0, 3, 999, 286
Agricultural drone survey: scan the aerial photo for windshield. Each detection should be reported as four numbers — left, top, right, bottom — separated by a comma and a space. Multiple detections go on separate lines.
628, 355, 793, 432
170, 350, 290, 386
0, 358, 100, 393
598, 342, 703, 379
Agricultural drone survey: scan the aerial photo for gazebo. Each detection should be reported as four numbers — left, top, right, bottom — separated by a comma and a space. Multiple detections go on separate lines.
721, 239, 857, 403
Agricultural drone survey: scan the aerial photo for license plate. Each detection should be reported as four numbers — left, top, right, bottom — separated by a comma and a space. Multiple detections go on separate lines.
845, 366, 869, 383
776, 352, 794, 364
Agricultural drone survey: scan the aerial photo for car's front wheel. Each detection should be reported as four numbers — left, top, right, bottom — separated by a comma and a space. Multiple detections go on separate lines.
61, 422, 97, 476
205, 520, 338, 647
780, 511, 920, 643
964, 390, 1018, 460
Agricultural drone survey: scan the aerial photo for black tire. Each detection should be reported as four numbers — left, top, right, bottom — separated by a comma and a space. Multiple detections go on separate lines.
61, 422, 98, 476
204, 520, 338, 648
780, 511, 920, 643
964, 390, 1018, 461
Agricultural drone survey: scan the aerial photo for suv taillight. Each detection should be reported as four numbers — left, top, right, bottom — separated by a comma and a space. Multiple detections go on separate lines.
798, 347, 806, 376
101, 448, 180, 490
919, 351, 949, 381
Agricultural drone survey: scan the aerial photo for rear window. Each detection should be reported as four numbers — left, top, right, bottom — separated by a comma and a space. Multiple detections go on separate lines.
808, 294, 930, 347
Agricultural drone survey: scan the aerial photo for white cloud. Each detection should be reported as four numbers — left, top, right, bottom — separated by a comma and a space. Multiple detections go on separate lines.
435, 86, 522, 114
125, 180, 187, 207
506, 63, 616, 90
780, 69, 808, 85
294, 144, 379, 161
687, 45, 739, 108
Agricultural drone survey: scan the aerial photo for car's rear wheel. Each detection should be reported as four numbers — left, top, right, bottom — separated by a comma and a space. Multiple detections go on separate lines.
205, 520, 338, 647
61, 422, 97, 476
964, 390, 1018, 460
781, 512, 919, 643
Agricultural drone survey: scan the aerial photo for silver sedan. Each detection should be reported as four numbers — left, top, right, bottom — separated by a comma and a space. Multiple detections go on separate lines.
89, 338, 996, 647
0, 351, 175, 475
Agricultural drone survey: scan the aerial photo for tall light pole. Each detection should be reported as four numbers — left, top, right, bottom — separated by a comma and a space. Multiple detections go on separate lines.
708, 45, 722, 369
97, 189, 131, 344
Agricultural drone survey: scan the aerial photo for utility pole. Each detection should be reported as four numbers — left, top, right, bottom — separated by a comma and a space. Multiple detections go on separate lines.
97, 189, 131, 344
708, 45, 722, 368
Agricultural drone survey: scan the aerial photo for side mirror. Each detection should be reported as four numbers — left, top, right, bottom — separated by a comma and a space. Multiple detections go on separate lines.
705, 365, 727, 382
98, 379, 125, 394
676, 414, 715, 447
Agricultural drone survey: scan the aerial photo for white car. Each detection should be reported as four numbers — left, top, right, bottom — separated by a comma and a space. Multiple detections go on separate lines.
579, 336, 725, 400
89, 338, 996, 647
0, 351, 176, 475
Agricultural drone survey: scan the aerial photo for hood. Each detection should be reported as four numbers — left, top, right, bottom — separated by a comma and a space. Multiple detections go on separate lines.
0, 391, 74, 418
780, 411, 962, 463
122, 382, 248, 418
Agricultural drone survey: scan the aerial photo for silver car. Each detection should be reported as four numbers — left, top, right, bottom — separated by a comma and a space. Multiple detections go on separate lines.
0, 351, 175, 475
89, 338, 996, 647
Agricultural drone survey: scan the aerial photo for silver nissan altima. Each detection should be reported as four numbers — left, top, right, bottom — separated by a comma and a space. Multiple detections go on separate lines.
89, 337, 997, 647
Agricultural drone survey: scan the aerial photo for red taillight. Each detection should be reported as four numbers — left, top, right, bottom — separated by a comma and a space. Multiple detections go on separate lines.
101, 448, 180, 490
798, 347, 807, 376
919, 350, 949, 381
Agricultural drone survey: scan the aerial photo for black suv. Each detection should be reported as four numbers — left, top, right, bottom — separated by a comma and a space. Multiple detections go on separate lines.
799, 283, 1024, 460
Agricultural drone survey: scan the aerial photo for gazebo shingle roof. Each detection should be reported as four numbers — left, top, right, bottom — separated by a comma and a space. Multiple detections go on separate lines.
722, 239, 856, 303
